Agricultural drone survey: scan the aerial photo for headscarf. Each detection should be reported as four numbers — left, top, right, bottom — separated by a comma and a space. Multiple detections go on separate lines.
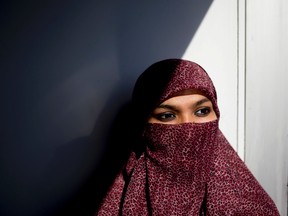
96, 59, 279, 215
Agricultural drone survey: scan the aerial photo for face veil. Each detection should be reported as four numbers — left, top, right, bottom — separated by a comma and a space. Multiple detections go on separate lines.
96, 59, 280, 216
139, 121, 219, 215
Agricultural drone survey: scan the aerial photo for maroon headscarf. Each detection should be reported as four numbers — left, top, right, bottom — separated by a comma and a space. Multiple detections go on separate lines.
96, 59, 279, 215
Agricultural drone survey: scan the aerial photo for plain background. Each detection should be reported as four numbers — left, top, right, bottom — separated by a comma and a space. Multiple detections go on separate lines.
0, 1, 213, 215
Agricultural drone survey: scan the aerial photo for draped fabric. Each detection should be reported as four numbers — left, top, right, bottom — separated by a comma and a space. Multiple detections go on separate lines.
96, 59, 279, 215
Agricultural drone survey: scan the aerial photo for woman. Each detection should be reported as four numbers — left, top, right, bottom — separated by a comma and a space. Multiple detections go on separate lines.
96, 59, 279, 215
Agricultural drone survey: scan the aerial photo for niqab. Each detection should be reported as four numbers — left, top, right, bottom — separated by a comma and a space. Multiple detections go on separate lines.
96, 59, 279, 215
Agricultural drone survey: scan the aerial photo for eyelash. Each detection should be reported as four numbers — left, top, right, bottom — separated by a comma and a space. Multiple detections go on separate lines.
155, 112, 176, 122
154, 107, 212, 122
195, 107, 211, 116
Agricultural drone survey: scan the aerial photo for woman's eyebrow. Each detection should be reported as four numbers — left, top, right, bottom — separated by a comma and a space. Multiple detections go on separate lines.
156, 104, 177, 110
194, 98, 210, 107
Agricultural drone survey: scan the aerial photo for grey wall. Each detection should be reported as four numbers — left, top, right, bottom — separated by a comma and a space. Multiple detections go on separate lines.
0, 1, 212, 215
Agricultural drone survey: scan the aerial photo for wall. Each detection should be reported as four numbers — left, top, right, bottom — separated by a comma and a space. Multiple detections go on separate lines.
245, 1, 288, 215
0, 1, 213, 215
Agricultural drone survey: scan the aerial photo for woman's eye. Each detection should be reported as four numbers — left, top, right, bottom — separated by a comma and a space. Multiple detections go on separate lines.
195, 107, 211, 117
155, 112, 176, 122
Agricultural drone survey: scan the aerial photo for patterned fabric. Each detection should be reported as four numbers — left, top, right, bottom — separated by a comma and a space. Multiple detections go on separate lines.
96, 59, 279, 215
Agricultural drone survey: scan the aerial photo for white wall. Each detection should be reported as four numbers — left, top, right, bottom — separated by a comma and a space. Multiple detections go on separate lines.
183, 0, 288, 214
245, 1, 288, 215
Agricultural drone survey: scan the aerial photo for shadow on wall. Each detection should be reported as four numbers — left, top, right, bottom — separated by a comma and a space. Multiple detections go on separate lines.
0, 0, 212, 215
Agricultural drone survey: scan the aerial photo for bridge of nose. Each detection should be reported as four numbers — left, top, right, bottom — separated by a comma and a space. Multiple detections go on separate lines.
179, 112, 195, 123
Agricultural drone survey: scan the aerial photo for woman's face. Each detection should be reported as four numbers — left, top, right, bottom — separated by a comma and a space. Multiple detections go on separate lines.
148, 92, 217, 124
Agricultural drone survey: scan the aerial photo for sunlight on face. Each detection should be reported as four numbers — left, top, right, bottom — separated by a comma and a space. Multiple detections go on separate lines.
148, 93, 217, 124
